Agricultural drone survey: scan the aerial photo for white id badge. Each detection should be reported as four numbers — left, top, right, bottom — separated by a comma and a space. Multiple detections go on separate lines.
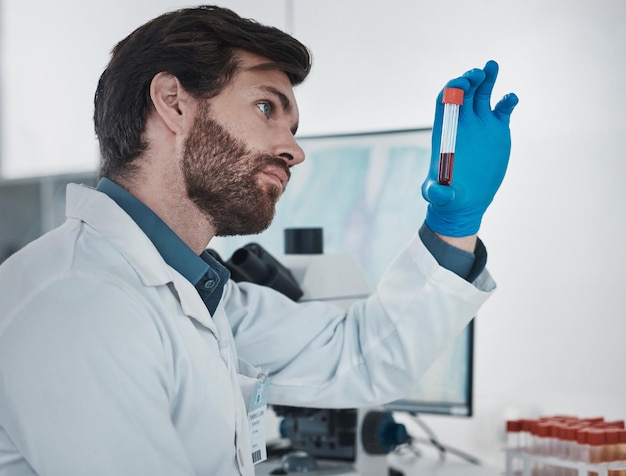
248, 373, 270, 465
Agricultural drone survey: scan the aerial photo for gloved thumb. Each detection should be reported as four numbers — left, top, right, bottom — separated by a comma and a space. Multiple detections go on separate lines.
421, 180, 455, 207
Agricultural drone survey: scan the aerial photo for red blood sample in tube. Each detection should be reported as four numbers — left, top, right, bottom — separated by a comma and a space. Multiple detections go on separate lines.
437, 87, 464, 185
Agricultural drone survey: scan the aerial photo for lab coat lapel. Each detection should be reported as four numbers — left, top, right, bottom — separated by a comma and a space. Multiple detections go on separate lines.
66, 183, 219, 335
168, 272, 219, 335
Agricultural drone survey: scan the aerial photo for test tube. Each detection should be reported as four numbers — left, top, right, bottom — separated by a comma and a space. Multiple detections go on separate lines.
437, 87, 464, 186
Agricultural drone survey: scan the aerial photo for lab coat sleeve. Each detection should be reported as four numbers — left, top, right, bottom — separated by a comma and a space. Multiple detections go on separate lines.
0, 275, 196, 476
225, 230, 495, 408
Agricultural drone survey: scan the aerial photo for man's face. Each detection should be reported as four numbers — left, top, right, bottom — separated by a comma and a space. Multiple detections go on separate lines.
181, 51, 304, 236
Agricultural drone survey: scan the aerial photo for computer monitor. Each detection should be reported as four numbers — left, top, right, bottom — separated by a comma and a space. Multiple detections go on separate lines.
384, 319, 474, 417
213, 128, 474, 427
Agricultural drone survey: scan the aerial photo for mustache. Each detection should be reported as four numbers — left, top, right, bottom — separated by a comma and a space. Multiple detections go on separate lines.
255, 155, 291, 181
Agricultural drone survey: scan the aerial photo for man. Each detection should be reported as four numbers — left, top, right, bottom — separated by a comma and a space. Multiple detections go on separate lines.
0, 5, 518, 476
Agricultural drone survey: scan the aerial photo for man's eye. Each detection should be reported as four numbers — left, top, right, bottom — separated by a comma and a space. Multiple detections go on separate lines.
257, 102, 272, 117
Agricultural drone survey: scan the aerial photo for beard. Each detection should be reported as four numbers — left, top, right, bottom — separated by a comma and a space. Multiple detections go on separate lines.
182, 102, 290, 237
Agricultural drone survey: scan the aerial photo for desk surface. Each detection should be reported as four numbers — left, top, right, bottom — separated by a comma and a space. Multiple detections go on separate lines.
256, 455, 503, 476
256, 458, 357, 476
389, 456, 503, 476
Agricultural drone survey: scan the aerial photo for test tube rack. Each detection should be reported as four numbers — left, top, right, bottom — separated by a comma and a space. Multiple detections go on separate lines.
505, 449, 626, 476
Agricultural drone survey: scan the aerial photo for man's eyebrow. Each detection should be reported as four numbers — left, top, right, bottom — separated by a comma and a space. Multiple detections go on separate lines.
244, 62, 293, 108
256, 84, 299, 135
258, 85, 292, 113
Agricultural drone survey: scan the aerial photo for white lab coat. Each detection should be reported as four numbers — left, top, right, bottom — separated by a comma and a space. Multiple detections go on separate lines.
0, 184, 494, 476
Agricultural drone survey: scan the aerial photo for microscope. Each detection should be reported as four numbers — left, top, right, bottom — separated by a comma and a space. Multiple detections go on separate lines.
217, 228, 407, 476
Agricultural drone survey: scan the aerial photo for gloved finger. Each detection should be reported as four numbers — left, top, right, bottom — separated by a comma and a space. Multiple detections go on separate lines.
437, 66, 485, 105
493, 93, 519, 124
422, 180, 455, 206
474, 60, 499, 115
457, 68, 486, 110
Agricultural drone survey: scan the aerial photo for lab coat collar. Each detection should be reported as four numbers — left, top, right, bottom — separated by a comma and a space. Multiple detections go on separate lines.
65, 183, 217, 331
96, 177, 211, 285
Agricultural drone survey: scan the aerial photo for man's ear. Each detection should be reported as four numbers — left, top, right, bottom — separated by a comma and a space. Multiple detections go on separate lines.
149, 72, 194, 135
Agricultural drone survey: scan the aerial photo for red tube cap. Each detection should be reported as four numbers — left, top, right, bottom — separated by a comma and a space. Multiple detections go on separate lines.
443, 87, 464, 105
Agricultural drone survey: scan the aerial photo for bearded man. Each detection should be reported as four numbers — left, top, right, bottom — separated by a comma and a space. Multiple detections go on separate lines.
0, 5, 517, 476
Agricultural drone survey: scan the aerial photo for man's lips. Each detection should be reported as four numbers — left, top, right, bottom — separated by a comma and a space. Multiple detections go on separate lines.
261, 166, 289, 190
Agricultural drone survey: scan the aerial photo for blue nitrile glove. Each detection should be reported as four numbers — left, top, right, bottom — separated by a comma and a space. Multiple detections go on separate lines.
421, 60, 519, 237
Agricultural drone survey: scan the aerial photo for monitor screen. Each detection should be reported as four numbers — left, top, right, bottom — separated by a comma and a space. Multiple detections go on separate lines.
212, 128, 474, 418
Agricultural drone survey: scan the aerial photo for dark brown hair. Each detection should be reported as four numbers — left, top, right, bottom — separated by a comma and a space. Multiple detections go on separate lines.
94, 5, 311, 179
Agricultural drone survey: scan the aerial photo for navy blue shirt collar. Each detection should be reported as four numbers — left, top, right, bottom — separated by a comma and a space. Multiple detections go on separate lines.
96, 178, 230, 314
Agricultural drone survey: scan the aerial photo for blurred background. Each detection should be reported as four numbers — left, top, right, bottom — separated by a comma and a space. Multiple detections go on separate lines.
1, 0, 624, 467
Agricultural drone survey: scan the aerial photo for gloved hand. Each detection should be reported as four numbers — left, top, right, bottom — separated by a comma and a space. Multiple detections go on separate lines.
421, 60, 519, 237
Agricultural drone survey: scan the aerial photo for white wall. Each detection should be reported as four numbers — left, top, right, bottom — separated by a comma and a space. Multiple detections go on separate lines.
2, 0, 625, 468
0, 0, 289, 177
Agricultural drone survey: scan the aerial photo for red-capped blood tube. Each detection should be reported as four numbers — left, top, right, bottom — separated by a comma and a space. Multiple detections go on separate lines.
437, 87, 464, 185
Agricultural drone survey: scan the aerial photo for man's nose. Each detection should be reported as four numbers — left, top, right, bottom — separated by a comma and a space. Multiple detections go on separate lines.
274, 135, 305, 166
